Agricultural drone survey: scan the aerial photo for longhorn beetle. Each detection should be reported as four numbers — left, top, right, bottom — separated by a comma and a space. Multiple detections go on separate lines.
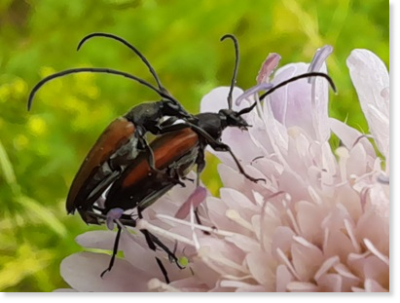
84, 34, 336, 279
27, 33, 192, 225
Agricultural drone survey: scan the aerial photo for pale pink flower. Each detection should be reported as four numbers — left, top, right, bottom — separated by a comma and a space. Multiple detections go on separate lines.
60, 47, 389, 292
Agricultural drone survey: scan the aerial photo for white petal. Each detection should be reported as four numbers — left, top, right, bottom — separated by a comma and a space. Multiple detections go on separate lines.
347, 49, 389, 156
200, 86, 246, 113
329, 118, 376, 157
75, 230, 117, 250
60, 252, 152, 291
246, 251, 275, 287
270, 63, 315, 137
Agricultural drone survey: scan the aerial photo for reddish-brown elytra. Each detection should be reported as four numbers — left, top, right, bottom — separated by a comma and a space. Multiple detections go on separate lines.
27, 33, 192, 225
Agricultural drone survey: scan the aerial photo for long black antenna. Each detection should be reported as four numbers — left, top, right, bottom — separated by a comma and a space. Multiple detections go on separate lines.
238, 72, 336, 115
220, 34, 240, 110
77, 32, 169, 96
27, 67, 177, 111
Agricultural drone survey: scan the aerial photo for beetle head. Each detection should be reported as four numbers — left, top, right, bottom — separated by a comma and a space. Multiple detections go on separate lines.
218, 108, 250, 131
161, 99, 191, 119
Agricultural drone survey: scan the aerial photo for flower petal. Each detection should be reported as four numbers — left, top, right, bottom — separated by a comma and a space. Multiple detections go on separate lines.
200, 86, 247, 113
60, 252, 152, 292
346, 49, 389, 156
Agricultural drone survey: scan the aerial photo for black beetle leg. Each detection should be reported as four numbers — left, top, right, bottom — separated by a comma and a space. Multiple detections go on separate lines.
139, 137, 185, 188
137, 208, 171, 284
100, 224, 122, 278
139, 137, 160, 173
147, 233, 184, 269
169, 121, 265, 184
211, 142, 265, 183
192, 149, 211, 234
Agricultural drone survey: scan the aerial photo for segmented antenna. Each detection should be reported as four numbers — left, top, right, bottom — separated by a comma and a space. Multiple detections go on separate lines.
77, 32, 169, 95
238, 72, 336, 115
220, 34, 240, 110
27, 67, 175, 111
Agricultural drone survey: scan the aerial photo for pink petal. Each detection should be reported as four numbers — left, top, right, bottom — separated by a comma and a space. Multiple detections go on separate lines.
271, 226, 295, 260
169, 276, 209, 292
291, 240, 324, 281
225, 234, 260, 254
295, 201, 325, 244
220, 188, 258, 216
270, 64, 313, 134
246, 251, 275, 287
276, 265, 293, 292
364, 279, 388, 292
256, 53, 281, 84
175, 186, 207, 219
286, 281, 319, 292
60, 252, 152, 291
314, 255, 340, 280
317, 273, 342, 292
323, 230, 355, 262
329, 118, 376, 158
268, 61, 330, 141
75, 230, 117, 250
333, 263, 361, 292
214, 126, 262, 164
119, 233, 175, 280
356, 208, 389, 255
205, 196, 237, 231
217, 164, 262, 202
235, 284, 268, 292
363, 256, 389, 289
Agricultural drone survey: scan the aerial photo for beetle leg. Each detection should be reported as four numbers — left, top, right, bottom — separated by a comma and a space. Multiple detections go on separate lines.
137, 208, 170, 283
210, 142, 265, 183
138, 136, 186, 188
159, 120, 264, 183
195, 147, 206, 187
100, 224, 122, 278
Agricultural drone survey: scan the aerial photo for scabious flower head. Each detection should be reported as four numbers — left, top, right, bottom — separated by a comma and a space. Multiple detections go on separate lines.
60, 46, 389, 292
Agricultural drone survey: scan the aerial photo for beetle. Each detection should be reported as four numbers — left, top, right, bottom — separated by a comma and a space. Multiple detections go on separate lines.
27, 33, 193, 225
100, 34, 336, 216
84, 34, 336, 280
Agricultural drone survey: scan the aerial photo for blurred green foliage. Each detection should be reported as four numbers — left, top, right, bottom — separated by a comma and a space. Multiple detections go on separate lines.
0, 0, 388, 292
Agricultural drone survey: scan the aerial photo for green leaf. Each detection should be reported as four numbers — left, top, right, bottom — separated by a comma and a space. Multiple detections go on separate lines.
0, 140, 16, 185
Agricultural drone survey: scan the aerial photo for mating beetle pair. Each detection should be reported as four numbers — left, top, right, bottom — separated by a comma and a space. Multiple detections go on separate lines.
28, 33, 335, 282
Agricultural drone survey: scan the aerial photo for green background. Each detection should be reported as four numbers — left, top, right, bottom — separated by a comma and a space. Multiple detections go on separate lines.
0, 0, 388, 292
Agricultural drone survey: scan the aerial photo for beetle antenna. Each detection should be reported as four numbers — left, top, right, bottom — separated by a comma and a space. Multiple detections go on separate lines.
77, 33, 170, 97
238, 72, 336, 115
27, 67, 179, 111
220, 34, 240, 110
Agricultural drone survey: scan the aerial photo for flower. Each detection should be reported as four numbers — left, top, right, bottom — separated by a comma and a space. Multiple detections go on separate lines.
60, 46, 389, 292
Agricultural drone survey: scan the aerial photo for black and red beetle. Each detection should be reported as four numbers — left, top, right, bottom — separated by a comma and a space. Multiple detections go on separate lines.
98, 34, 336, 217
27, 33, 192, 225
83, 35, 336, 280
